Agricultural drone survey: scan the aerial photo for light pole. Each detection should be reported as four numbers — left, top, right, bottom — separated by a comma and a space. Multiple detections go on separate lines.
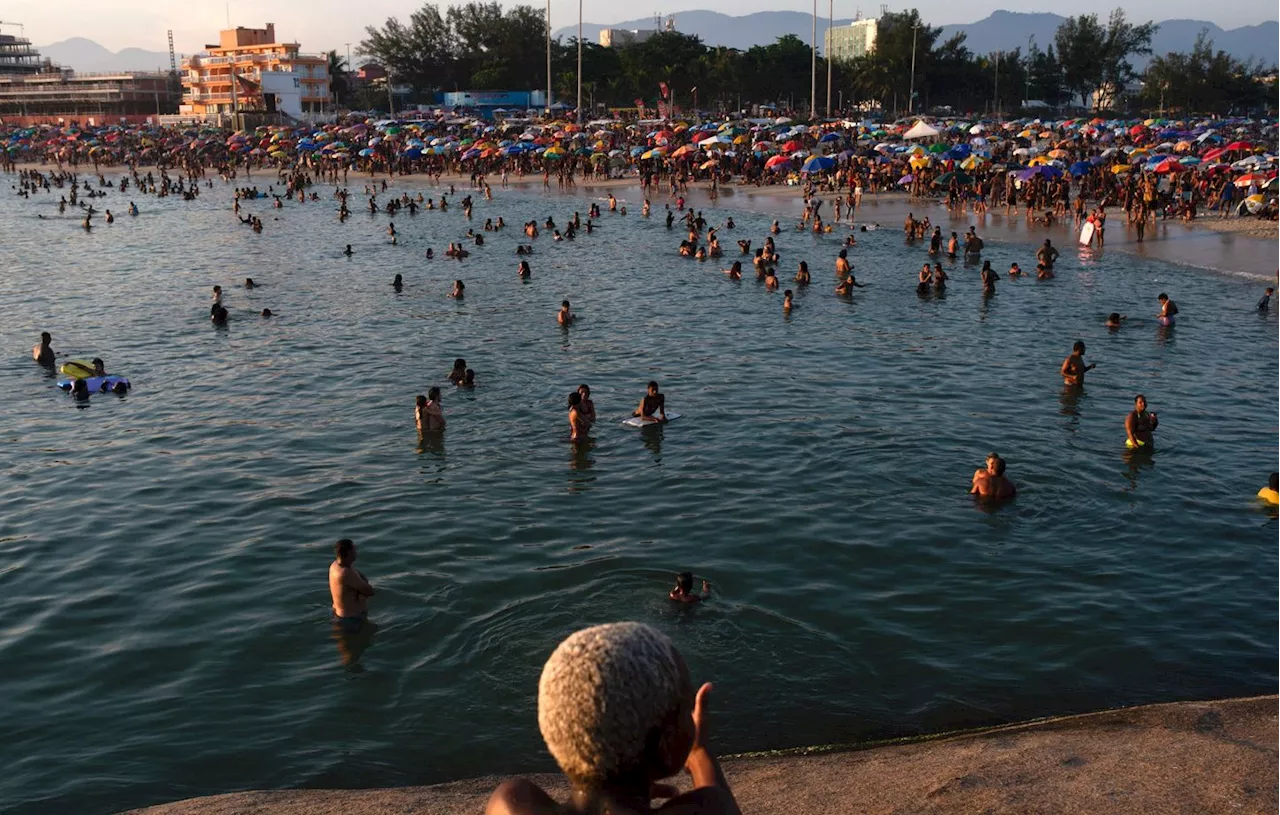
576, 0, 582, 124
1025, 35, 1033, 107
993, 50, 1000, 120
545, 0, 552, 117
810, 0, 817, 118
825, 0, 833, 117
907, 21, 918, 116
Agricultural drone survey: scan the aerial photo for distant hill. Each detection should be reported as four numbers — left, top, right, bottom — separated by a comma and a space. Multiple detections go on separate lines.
556, 10, 1279, 66
37, 38, 171, 73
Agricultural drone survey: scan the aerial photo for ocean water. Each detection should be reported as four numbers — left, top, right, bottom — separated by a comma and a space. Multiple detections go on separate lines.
0, 173, 1275, 814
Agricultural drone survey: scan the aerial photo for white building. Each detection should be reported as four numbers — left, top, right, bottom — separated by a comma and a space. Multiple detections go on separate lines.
599, 29, 656, 48
825, 16, 878, 62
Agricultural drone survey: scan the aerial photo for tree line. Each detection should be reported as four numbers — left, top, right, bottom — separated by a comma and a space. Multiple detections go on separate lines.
353, 3, 1276, 116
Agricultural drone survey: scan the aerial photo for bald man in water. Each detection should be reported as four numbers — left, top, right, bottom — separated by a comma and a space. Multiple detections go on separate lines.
329, 539, 375, 632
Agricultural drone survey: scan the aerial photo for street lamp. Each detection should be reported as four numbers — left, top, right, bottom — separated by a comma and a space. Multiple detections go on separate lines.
545, 0, 552, 117
576, 0, 582, 124
810, 0, 817, 118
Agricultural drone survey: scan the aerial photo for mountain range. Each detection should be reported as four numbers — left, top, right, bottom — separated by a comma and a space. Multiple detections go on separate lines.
36, 11, 1279, 73
554, 10, 1278, 66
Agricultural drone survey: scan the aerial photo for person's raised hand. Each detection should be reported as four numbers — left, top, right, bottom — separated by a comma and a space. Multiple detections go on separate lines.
689, 682, 713, 755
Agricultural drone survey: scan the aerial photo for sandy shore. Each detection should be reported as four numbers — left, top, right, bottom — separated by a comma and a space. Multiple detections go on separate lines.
122, 695, 1276, 815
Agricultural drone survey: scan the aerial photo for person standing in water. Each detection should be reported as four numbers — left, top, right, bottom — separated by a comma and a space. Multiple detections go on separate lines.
557, 300, 575, 325
1125, 394, 1158, 449
568, 391, 589, 441
970, 453, 1016, 501
33, 332, 54, 365
1156, 293, 1178, 326
416, 388, 446, 433
329, 538, 375, 632
1060, 341, 1096, 388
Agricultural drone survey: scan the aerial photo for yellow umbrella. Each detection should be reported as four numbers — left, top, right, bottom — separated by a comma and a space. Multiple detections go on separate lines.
671, 144, 696, 157
1047, 149, 1068, 159
700, 159, 718, 170
1174, 140, 1192, 153
1017, 129, 1035, 138
544, 146, 565, 157
1112, 165, 1132, 174
1028, 156, 1050, 166
960, 155, 984, 170
909, 155, 930, 169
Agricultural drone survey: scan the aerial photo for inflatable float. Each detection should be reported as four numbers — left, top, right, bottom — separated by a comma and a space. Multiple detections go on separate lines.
59, 359, 98, 378
1125, 438, 1150, 450
623, 411, 681, 428
58, 375, 130, 394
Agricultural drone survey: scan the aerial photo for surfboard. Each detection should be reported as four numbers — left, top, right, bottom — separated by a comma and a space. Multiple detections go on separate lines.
622, 411, 681, 428
1079, 221, 1095, 246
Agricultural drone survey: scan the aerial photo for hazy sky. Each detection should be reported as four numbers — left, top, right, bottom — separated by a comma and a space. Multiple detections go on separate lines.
7, 0, 1276, 54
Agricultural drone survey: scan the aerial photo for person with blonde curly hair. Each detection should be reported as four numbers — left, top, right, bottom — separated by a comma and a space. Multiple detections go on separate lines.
486, 622, 740, 814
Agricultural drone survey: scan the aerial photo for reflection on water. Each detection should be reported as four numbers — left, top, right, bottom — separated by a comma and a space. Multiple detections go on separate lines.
332, 618, 379, 672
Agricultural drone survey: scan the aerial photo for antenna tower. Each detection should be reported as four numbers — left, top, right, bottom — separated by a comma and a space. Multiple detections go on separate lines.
167, 30, 176, 74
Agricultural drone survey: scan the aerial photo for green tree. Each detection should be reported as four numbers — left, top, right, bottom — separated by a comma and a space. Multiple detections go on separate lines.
326, 50, 351, 106
1054, 13, 1106, 108
360, 5, 458, 96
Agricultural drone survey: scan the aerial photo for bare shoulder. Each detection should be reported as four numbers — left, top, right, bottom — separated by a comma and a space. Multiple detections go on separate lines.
484, 779, 566, 815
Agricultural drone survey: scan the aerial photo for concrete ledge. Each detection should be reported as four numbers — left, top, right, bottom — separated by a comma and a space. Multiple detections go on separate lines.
123, 695, 1277, 814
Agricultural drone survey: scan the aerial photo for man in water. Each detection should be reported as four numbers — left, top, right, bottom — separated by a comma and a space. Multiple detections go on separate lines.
33, 332, 54, 365
557, 300, 575, 325
1125, 394, 1158, 449
1060, 341, 1096, 387
634, 381, 667, 422
1156, 293, 1178, 326
1036, 239, 1059, 269
484, 622, 740, 815
329, 538, 375, 632
980, 263, 997, 296
970, 453, 1016, 501
1257, 287, 1273, 312
670, 572, 711, 604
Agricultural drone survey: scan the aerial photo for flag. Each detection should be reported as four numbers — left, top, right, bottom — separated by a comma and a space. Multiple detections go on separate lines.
659, 81, 669, 99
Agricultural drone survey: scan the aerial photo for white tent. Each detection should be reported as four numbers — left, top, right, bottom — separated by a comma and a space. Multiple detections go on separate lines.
903, 120, 940, 140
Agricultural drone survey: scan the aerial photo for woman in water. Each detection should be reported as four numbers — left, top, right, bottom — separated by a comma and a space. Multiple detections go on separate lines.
916, 264, 932, 295
415, 389, 446, 433
518, 260, 531, 279
1157, 293, 1178, 326
794, 261, 810, 286
448, 358, 467, 385
723, 261, 742, 280
450, 280, 465, 298
576, 385, 596, 428
568, 391, 589, 441
782, 290, 794, 312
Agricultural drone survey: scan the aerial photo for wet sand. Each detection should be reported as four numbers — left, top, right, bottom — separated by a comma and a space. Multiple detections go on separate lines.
122, 695, 1277, 815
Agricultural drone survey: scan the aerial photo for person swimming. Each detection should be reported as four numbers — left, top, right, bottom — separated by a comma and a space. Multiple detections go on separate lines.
450, 280, 465, 298
576, 384, 596, 428
518, 260, 532, 279
634, 381, 667, 421
458, 369, 476, 388
392, 274, 403, 291
1259, 473, 1279, 505
261, 308, 273, 318
724, 261, 742, 280
669, 572, 711, 603
448, 358, 467, 385
558, 300, 575, 325
567, 391, 589, 441
1157, 293, 1178, 326
782, 289, 794, 312
1105, 312, 1127, 328
343, 244, 353, 256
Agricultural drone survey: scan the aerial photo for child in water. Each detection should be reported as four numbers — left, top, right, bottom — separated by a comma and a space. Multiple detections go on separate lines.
670, 572, 711, 603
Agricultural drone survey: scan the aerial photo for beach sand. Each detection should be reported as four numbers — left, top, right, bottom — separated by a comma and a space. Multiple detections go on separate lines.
122, 695, 1276, 815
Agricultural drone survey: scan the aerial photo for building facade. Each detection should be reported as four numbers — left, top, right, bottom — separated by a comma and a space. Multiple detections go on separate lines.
0, 71, 178, 118
824, 17, 878, 62
0, 32, 46, 75
180, 23, 329, 116
599, 29, 656, 48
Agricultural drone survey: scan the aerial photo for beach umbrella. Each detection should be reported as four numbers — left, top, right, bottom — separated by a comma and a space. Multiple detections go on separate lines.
782, 139, 803, 152
1111, 164, 1132, 174
764, 154, 791, 169
1068, 161, 1092, 176
358, 148, 375, 157
898, 174, 914, 185
801, 155, 836, 173
818, 132, 842, 143
1225, 141, 1252, 151
671, 144, 696, 157
1234, 172, 1271, 187
932, 171, 972, 186
1177, 156, 1201, 166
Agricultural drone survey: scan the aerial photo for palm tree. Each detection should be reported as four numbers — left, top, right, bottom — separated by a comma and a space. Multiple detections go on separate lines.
327, 50, 351, 107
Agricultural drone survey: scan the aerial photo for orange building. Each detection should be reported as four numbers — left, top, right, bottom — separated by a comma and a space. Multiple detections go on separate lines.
180, 23, 329, 116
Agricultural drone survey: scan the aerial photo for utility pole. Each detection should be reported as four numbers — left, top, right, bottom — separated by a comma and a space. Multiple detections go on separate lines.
576, 0, 582, 124
825, 0, 833, 117
545, 0, 552, 117
386, 70, 394, 116
1025, 35, 1033, 107
993, 49, 999, 120
810, 0, 817, 118
907, 21, 918, 116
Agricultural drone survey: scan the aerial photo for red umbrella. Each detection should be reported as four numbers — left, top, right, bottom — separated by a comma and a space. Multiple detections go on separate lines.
1224, 141, 1252, 151
1201, 147, 1227, 162
1152, 158, 1181, 174
1234, 172, 1273, 187
765, 155, 792, 169
781, 139, 803, 152
1128, 124, 1146, 136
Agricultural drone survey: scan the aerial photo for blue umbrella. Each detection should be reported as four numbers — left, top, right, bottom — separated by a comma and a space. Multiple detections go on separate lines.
801, 155, 836, 173
818, 132, 841, 143
1068, 161, 1091, 176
